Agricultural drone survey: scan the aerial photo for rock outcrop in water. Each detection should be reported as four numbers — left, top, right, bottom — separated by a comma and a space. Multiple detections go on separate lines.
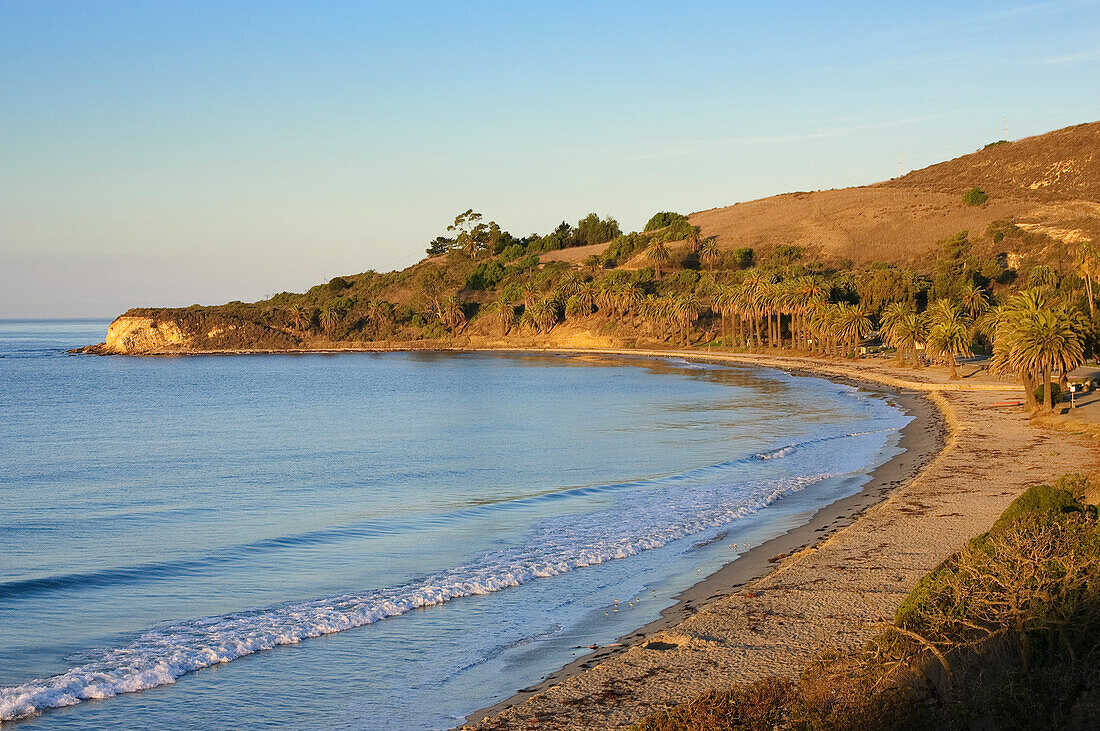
79, 309, 302, 354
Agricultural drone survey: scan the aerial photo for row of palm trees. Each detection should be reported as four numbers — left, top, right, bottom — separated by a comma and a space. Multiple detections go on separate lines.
279, 259, 1092, 413
281, 299, 395, 335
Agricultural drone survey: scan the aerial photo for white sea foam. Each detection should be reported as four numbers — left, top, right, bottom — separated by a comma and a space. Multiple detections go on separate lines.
0, 428, 899, 722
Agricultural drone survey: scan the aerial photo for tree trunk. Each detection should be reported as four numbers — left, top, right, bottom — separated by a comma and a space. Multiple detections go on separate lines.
1087, 274, 1095, 316
1022, 370, 1039, 411
948, 353, 959, 380
1043, 367, 1053, 411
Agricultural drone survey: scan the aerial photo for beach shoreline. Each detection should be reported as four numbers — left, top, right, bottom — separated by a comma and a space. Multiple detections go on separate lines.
464, 380, 943, 725
66, 342, 1098, 729
450, 348, 1096, 730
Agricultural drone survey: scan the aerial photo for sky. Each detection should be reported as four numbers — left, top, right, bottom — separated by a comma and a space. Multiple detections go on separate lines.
2, 1, 1099, 317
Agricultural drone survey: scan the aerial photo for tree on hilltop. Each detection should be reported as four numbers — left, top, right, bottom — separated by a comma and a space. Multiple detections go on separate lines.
447, 210, 491, 258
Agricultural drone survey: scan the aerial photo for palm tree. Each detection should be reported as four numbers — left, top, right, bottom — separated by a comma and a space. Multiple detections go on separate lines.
699, 239, 721, 269
1075, 242, 1098, 316
596, 277, 619, 318
759, 281, 783, 347
879, 301, 913, 364
789, 277, 827, 351
711, 284, 737, 344
495, 299, 515, 335
739, 270, 768, 348
558, 270, 585, 298
835, 303, 873, 357
926, 300, 971, 379
1026, 265, 1059, 292
614, 282, 643, 323
993, 292, 1085, 411
637, 296, 660, 337
365, 300, 392, 330
319, 305, 340, 334
811, 304, 842, 356
567, 280, 593, 314
685, 227, 703, 254
646, 240, 672, 277
284, 304, 309, 331
638, 295, 672, 340
959, 283, 989, 320
673, 295, 701, 345
438, 295, 466, 332
522, 296, 561, 333
894, 311, 930, 367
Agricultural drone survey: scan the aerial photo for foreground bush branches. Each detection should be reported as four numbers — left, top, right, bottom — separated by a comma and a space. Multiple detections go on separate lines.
636, 475, 1100, 730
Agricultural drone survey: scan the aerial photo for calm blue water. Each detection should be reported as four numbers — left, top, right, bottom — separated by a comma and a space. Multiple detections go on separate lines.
0, 320, 910, 729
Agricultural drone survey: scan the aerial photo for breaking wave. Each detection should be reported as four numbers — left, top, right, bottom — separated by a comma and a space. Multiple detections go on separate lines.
0, 428, 897, 721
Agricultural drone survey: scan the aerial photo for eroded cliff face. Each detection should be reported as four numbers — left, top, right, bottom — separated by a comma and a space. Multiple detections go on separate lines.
104, 316, 188, 353
81, 310, 302, 354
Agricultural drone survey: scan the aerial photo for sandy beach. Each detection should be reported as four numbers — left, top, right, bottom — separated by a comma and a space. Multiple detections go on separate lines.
462, 350, 1100, 730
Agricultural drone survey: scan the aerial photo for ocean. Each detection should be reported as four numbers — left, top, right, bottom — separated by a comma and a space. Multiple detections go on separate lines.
0, 319, 910, 729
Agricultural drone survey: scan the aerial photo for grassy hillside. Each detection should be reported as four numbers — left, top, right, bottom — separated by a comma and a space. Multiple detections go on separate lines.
692, 121, 1100, 267
93, 122, 1100, 393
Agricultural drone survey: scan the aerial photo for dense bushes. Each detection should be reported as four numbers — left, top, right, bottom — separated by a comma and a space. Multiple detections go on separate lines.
465, 259, 506, 290
645, 211, 689, 231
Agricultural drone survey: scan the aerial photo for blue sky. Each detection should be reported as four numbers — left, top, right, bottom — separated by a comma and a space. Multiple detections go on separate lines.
2, 1, 1099, 317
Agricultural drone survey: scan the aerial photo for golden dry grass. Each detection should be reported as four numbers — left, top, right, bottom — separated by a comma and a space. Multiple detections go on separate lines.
688, 121, 1100, 266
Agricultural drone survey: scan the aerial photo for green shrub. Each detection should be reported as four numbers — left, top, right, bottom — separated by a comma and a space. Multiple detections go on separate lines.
644, 211, 688, 232
992, 482, 1081, 531
498, 243, 525, 262
324, 295, 355, 313
1033, 382, 1063, 405
668, 270, 700, 289
573, 213, 621, 246
963, 187, 989, 206
602, 233, 647, 265
733, 247, 755, 269
465, 260, 505, 290
419, 320, 446, 339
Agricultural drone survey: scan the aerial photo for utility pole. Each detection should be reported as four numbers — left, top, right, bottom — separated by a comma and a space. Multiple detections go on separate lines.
898, 150, 903, 177
1004, 116, 1008, 141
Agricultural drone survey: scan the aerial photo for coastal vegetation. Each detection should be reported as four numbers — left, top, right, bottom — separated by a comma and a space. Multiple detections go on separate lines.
92, 122, 1100, 415
635, 475, 1100, 730
133, 212, 1097, 412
